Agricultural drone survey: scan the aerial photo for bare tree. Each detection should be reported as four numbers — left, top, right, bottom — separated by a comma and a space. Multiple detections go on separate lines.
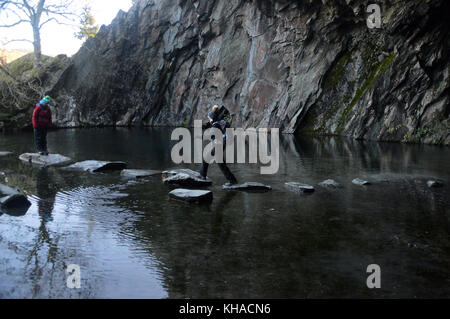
0, 0, 77, 68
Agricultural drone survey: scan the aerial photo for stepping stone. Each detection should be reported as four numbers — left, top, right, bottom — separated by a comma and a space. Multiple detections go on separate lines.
0, 184, 31, 215
0, 151, 13, 157
121, 169, 162, 179
66, 160, 127, 173
223, 182, 272, 192
318, 179, 342, 188
169, 189, 213, 203
19, 153, 72, 167
352, 178, 371, 186
162, 169, 212, 187
285, 182, 315, 193
427, 180, 444, 188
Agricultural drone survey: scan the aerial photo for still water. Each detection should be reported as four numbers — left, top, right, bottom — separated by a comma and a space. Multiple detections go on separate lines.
0, 128, 449, 298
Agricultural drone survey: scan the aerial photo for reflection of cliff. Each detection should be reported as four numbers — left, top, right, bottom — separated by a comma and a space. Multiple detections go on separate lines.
123, 136, 450, 298
36, 168, 57, 221
0, 161, 62, 195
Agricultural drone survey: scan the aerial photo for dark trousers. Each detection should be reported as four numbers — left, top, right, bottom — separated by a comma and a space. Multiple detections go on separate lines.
200, 146, 237, 184
34, 128, 48, 153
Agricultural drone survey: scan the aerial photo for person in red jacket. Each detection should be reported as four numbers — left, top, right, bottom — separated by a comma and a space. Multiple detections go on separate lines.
32, 96, 52, 155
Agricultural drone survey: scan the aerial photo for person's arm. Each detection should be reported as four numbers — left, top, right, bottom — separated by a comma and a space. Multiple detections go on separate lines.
202, 121, 212, 130
48, 108, 53, 128
32, 106, 39, 128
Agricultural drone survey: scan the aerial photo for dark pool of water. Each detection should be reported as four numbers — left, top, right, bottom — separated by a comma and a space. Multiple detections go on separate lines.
0, 128, 449, 298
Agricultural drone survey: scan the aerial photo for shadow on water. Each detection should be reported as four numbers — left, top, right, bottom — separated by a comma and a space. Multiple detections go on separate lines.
0, 128, 449, 298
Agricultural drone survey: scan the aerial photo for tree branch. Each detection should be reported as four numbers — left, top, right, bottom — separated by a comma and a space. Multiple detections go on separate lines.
0, 19, 29, 27
1, 38, 33, 44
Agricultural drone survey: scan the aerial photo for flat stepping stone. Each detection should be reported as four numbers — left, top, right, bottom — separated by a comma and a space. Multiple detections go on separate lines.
0, 151, 13, 157
169, 189, 213, 203
162, 169, 212, 187
0, 184, 31, 213
66, 160, 127, 173
285, 182, 315, 193
121, 169, 162, 179
318, 179, 342, 188
223, 182, 272, 192
427, 180, 444, 188
19, 153, 72, 167
352, 178, 371, 186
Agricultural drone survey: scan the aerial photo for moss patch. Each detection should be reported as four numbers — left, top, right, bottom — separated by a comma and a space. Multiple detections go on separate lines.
324, 52, 353, 91
336, 53, 397, 132
0, 112, 12, 121
402, 121, 450, 145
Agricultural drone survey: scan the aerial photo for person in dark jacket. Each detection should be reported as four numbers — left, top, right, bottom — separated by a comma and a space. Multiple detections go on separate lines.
200, 105, 238, 186
32, 96, 52, 155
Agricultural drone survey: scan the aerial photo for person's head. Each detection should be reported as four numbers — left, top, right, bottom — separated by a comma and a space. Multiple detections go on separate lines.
40, 96, 51, 105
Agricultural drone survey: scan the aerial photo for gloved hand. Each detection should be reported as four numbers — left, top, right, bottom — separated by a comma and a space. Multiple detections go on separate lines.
202, 121, 212, 130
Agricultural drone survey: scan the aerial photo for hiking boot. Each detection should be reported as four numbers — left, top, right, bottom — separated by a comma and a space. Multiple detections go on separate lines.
224, 180, 238, 187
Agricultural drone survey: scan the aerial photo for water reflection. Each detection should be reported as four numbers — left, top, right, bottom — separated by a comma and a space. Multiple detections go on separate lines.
0, 129, 448, 298
36, 168, 56, 222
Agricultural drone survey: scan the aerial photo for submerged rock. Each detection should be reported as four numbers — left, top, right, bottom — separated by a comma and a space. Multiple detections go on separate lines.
66, 160, 127, 173
121, 169, 161, 179
162, 169, 212, 187
19, 153, 72, 167
0, 184, 31, 216
0, 151, 13, 157
223, 182, 272, 192
427, 180, 444, 188
318, 179, 342, 188
285, 182, 315, 193
169, 189, 213, 203
352, 178, 371, 186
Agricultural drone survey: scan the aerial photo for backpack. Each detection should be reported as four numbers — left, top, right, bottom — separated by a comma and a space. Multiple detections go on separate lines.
216, 106, 232, 122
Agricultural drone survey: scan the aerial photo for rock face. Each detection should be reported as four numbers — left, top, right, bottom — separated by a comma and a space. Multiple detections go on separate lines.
318, 179, 342, 188
223, 182, 272, 192
352, 178, 371, 186
169, 188, 213, 203
121, 169, 162, 179
162, 169, 212, 187
0, 54, 72, 130
49, 0, 449, 145
65, 160, 127, 173
285, 182, 315, 193
0, 184, 31, 215
19, 153, 72, 167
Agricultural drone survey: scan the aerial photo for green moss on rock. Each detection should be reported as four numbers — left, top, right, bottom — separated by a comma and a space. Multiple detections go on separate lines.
336, 53, 397, 132
324, 52, 353, 90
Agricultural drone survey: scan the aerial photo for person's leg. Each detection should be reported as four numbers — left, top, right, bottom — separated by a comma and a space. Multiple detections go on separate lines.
34, 129, 41, 152
34, 129, 44, 153
42, 128, 48, 154
218, 163, 237, 184
220, 145, 237, 184
200, 161, 209, 179
200, 144, 216, 178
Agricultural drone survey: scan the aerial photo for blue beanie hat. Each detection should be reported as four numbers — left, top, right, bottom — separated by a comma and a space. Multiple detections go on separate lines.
40, 96, 50, 104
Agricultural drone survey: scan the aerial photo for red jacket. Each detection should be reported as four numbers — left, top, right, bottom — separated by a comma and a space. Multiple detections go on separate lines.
32, 104, 52, 129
